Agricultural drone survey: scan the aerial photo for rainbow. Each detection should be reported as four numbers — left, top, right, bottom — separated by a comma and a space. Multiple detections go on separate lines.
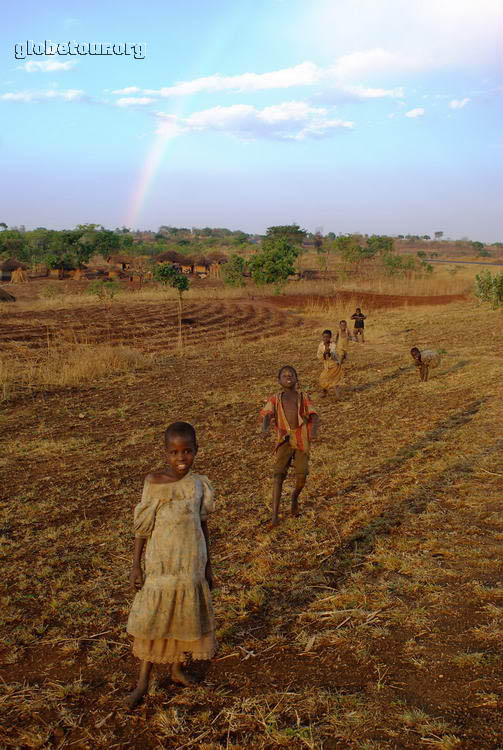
125, 134, 171, 230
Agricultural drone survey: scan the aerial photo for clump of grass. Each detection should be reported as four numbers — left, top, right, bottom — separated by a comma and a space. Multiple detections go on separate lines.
0, 343, 150, 400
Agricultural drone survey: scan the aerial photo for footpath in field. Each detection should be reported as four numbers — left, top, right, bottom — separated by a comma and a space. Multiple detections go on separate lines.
0, 300, 501, 749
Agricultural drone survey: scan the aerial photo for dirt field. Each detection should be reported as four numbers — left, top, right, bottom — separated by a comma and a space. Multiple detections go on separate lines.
1, 293, 502, 749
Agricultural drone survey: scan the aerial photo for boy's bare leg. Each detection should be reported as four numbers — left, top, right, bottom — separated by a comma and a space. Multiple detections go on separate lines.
291, 475, 306, 517
171, 661, 195, 687
125, 660, 153, 709
361, 331, 365, 343
271, 475, 284, 527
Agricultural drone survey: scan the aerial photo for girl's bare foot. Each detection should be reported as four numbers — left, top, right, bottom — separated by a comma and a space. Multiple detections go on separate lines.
171, 663, 195, 687
125, 683, 148, 710
291, 499, 300, 517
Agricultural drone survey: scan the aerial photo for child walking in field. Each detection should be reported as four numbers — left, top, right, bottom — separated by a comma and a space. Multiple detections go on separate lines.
351, 308, 367, 342
125, 422, 216, 709
317, 329, 343, 398
260, 366, 319, 527
410, 347, 441, 382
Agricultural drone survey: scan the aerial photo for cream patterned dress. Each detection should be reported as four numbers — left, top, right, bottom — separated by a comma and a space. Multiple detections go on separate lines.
127, 472, 216, 663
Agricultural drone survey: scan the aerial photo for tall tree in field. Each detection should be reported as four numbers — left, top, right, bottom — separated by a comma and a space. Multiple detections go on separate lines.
248, 237, 299, 292
265, 224, 307, 246
434, 231, 444, 240
153, 263, 190, 351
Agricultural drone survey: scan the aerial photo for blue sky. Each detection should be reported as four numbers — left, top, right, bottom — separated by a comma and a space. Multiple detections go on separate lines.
1, 0, 502, 240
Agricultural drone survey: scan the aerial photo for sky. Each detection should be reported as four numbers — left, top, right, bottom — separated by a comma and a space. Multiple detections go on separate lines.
1, 0, 502, 240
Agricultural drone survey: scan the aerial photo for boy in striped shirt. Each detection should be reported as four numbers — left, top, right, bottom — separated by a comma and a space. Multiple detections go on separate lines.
260, 365, 320, 527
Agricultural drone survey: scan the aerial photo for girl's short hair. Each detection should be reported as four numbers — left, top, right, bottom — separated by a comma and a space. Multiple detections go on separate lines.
410, 347, 421, 355
339, 319, 347, 325
322, 329, 332, 336
278, 365, 298, 380
164, 421, 197, 448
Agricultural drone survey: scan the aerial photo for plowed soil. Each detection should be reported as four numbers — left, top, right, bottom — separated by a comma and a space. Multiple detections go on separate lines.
0, 300, 303, 353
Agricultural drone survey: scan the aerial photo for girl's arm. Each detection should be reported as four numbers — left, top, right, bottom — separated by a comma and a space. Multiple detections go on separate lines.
201, 520, 214, 590
129, 537, 147, 592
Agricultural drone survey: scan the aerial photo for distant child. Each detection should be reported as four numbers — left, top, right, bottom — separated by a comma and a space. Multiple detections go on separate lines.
126, 422, 216, 709
317, 329, 343, 398
351, 308, 367, 342
260, 366, 320, 527
410, 347, 441, 382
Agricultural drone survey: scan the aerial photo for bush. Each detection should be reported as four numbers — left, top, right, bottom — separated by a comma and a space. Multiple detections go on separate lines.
474, 270, 503, 308
248, 238, 299, 292
86, 279, 121, 301
221, 254, 246, 287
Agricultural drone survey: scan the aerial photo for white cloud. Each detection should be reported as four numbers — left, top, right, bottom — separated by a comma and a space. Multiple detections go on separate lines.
155, 100, 354, 141
302, 0, 502, 72
405, 107, 425, 118
0, 89, 86, 102
111, 86, 141, 95
112, 61, 405, 103
331, 49, 426, 80
20, 59, 76, 73
116, 97, 155, 107
145, 62, 322, 97
449, 97, 470, 109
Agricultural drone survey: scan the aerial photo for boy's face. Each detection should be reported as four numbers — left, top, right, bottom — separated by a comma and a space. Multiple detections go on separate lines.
340, 321, 347, 331
279, 368, 297, 390
411, 349, 421, 362
165, 435, 197, 478
322, 333, 331, 345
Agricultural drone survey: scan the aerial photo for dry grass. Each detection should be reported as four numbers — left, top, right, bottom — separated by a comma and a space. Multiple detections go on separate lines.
0, 297, 502, 749
0, 342, 149, 401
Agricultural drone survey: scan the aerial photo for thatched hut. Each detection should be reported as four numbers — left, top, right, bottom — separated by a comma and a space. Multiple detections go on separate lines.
0, 287, 16, 302
10, 267, 29, 283
107, 254, 133, 272
192, 255, 211, 277
207, 251, 228, 278
154, 250, 185, 266
0, 258, 28, 282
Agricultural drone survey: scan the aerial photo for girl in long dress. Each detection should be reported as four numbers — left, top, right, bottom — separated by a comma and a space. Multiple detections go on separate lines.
317, 328, 345, 397
125, 421, 216, 709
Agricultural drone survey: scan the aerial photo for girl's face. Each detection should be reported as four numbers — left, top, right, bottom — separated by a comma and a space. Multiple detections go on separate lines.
339, 321, 347, 331
322, 332, 331, 344
165, 435, 197, 479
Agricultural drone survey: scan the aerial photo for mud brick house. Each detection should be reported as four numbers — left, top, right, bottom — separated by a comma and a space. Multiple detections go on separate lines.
0, 258, 28, 282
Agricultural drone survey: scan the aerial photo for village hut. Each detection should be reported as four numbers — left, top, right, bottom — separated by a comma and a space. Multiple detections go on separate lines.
69, 268, 85, 281
0, 258, 28, 283
180, 256, 194, 275
154, 250, 185, 267
106, 254, 133, 273
10, 267, 29, 283
192, 255, 211, 278
0, 288, 16, 302
207, 251, 229, 278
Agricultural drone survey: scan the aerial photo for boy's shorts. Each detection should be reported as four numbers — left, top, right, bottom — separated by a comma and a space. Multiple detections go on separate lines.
274, 441, 309, 477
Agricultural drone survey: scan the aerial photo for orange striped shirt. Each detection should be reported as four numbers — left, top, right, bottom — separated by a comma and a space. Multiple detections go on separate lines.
260, 391, 318, 453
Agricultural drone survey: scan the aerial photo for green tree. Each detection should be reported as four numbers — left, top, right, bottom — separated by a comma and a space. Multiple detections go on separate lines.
153, 263, 190, 350
248, 237, 299, 292
265, 224, 307, 246
417, 250, 427, 259
221, 254, 246, 287
366, 235, 394, 256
